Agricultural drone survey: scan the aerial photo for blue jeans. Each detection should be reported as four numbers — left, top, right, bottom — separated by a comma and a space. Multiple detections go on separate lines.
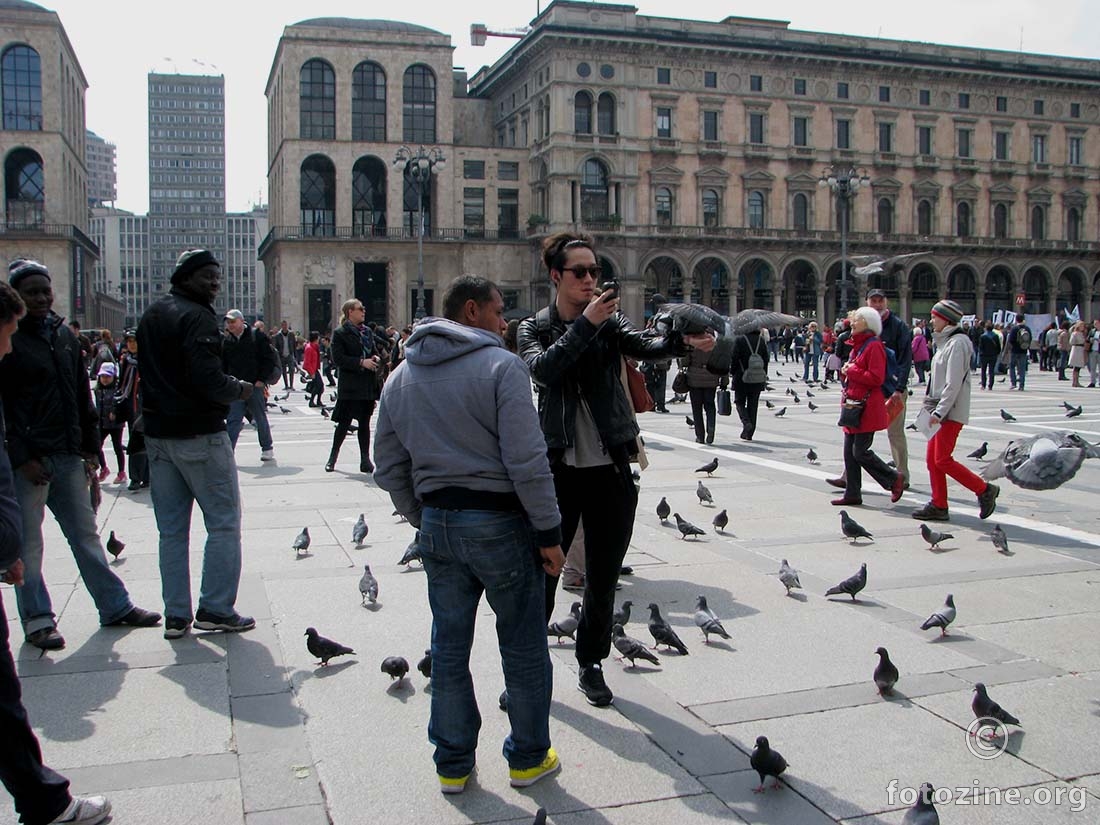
146, 433, 242, 620
13, 454, 133, 636
803, 351, 820, 381
1010, 351, 1029, 389
226, 388, 273, 451
418, 508, 552, 778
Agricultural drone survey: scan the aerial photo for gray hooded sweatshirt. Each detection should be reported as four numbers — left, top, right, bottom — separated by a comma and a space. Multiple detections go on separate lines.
373, 318, 561, 547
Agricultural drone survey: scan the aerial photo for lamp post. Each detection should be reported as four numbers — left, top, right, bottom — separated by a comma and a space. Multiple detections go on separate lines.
818, 165, 870, 317
393, 145, 446, 320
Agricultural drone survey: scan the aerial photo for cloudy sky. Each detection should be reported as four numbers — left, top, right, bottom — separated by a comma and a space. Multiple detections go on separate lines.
43, 0, 1099, 214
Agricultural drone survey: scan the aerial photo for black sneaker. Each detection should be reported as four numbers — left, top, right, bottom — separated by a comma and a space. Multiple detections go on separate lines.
977, 483, 1000, 520
911, 502, 950, 522
193, 609, 255, 633
578, 663, 613, 707
164, 617, 190, 640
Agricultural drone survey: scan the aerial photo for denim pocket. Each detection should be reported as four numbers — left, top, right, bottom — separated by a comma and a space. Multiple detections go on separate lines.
457, 520, 533, 592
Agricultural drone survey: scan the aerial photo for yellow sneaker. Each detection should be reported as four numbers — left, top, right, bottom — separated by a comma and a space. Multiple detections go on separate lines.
438, 773, 470, 795
509, 747, 561, 788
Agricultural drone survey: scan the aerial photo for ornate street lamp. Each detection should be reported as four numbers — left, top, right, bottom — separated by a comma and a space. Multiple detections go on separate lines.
818, 165, 870, 316
393, 146, 446, 319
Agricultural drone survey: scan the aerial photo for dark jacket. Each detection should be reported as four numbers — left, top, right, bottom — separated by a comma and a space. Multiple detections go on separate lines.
731, 331, 770, 388
0, 312, 99, 469
0, 408, 24, 570
843, 330, 889, 434
331, 321, 381, 402
95, 379, 124, 432
273, 329, 297, 362
678, 345, 722, 389
223, 327, 277, 385
136, 287, 245, 438
517, 304, 686, 455
878, 310, 913, 393
978, 330, 1002, 358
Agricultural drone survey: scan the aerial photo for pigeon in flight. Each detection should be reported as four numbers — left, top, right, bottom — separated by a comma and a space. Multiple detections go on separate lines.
612, 600, 633, 627
990, 524, 1010, 554
381, 656, 410, 683
920, 523, 954, 550
547, 601, 581, 643
305, 627, 354, 666
999, 408, 1016, 422
839, 510, 873, 542
696, 481, 713, 505
750, 736, 788, 792
807, 448, 818, 464
774, 407, 787, 417
358, 564, 378, 605
712, 508, 729, 532
351, 513, 368, 547
656, 497, 671, 523
777, 559, 802, 595
416, 649, 432, 679
696, 457, 719, 476
920, 594, 956, 636
848, 251, 931, 278
728, 308, 804, 335
971, 683, 1021, 737
647, 603, 689, 655
825, 563, 867, 601
693, 595, 731, 643
983, 430, 1100, 490
106, 531, 125, 562
612, 624, 660, 668
293, 527, 311, 557
673, 513, 706, 540
901, 782, 940, 825
1066, 405, 1083, 418
873, 647, 899, 695
967, 442, 989, 460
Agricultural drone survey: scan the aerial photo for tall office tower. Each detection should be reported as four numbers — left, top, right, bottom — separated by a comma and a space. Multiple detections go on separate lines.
147, 72, 227, 312
90, 206, 150, 329
85, 129, 117, 206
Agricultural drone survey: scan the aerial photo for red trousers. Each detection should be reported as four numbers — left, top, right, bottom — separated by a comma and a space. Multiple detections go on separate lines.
926, 419, 986, 508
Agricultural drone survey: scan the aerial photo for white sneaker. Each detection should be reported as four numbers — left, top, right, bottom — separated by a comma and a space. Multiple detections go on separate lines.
260, 449, 275, 461
50, 795, 112, 824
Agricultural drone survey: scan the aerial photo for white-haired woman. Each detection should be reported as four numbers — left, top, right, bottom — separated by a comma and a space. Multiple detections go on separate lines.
832, 306, 905, 507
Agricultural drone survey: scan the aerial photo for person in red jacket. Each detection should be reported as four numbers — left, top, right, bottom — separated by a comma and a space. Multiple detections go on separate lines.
303, 332, 322, 407
833, 306, 905, 507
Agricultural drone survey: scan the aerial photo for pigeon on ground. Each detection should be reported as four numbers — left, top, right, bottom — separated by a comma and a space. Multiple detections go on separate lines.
967, 442, 989, 460
612, 600, 633, 627
696, 457, 719, 476
750, 736, 788, 792
330, 392, 337, 402
806, 390, 815, 398
792, 392, 800, 404
839, 510, 873, 542
789, 377, 797, 384
398, 533, 423, 566
280, 406, 292, 415
416, 649, 432, 679
971, 682, 1021, 735
775, 407, 787, 417
983, 431, 1100, 490
825, 563, 867, 601
712, 508, 729, 532
901, 782, 940, 825
673, 513, 706, 540
808, 401, 818, 412
1000, 408, 1016, 422
381, 656, 410, 683
686, 416, 695, 428
351, 513, 368, 547
873, 647, 899, 695
305, 627, 354, 666
920, 523, 954, 550
547, 601, 581, 643
392, 509, 408, 522
293, 527, 311, 556
358, 564, 378, 605
777, 559, 802, 595
656, 496, 671, 523
807, 448, 818, 463
1066, 405, 1083, 418
320, 407, 329, 419
106, 531, 125, 561
612, 624, 660, 668
646, 603, 689, 654
991, 524, 1010, 554
765, 400, 775, 409
920, 594, 956, 636
693, 595, 731, 643
671, 392, 687, 404
266, 401, 278, 409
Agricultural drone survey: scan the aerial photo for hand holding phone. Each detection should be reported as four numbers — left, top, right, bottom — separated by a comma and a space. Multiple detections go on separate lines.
599, 281, 619, 302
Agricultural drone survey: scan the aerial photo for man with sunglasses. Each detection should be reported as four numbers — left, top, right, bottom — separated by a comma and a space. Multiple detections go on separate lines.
518, 233, 715, 707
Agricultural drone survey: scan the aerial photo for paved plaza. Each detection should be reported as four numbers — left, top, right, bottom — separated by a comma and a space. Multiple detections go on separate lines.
3, 365, 1099, 825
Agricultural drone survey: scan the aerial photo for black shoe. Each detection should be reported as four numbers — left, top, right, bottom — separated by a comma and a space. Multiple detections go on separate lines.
325, 461, 335, 472
26, 627, 65, 650
193, 609, 255, 633
656, 408, 669, 414
164, 616, 190, 640
911, 502, 950, 521
360, 458, 375, 473
977, 483, 999, 520
578, 663, 613, 707
499, 690, 508, 712
107, 606, 162, 627
128, 480, 141, 491
695, 437, 704, 444
706, 432, 715, 444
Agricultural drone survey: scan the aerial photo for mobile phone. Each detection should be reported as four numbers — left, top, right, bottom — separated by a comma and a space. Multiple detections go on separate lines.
599, 280, 619, 301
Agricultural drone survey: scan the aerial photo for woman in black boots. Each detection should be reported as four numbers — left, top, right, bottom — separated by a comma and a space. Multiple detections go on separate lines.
326, 300, 383, 473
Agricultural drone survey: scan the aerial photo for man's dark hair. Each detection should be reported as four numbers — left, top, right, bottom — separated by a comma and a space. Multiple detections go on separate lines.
984, 321, 993, 331
309, 331, 319, 342
69, 319, 80, 330
442, 275, 500, 322
0, 281, 26, 325
1016, 313, 1025, 323
541, 232, 594, 273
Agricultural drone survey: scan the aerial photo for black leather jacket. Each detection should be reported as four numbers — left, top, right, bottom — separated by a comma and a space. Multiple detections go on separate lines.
517, 304, 685, 456
223, 327, 276, 385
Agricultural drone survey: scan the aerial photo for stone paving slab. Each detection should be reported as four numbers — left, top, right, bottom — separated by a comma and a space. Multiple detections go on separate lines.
959, 613, 1100, 673
843, 780, 1092, 823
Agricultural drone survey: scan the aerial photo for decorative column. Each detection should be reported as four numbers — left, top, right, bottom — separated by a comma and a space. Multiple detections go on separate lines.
816, 288, 826, 328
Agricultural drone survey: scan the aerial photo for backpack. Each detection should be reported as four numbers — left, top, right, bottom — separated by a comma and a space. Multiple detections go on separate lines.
1014, 324, 1032, 350
854, 338, 900, 397
741, 335, 768, 384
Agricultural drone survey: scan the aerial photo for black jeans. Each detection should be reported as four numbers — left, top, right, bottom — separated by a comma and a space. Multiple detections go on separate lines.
644, 368, 668, 410
280, 355, 296, 388
688, 386, 717, 442
98, 428, 125, 473
0, 593, 72, 825
980, 356, 998, 389
546, 461, 637, 666
734, 383, 762, 437
843, 431, 898, 498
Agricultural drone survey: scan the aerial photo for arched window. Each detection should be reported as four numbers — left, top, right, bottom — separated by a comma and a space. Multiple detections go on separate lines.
580, 159, 609, 222
1067, 207, 1081, 243
748, 191, 765, 229
597, 92, 616, 135
574, 91, 592, 134
352, 157, 386, 236
792, 193, 808, 231
300, 155, 335, 235
1031, 205, 1045, 241
655, 187, 673, 225
993, 203, 1008, 239
352, 61, 386, 142
703, 188, 720, 228
403, 65, 436, 143
917, 199, 933, 235
4, 147, 43, 224
1, 45, 42, 131
956, 201, 971, 237
877, 198, 893, 234
403, 163, 433, 233
299, 59, 335, 140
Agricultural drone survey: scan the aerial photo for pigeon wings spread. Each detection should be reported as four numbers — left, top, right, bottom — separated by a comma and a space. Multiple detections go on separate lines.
728, 308, 805, 335
983, 431, 1100, 490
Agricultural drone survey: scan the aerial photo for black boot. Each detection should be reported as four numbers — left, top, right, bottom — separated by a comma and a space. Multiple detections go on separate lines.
325, 448, 338, 472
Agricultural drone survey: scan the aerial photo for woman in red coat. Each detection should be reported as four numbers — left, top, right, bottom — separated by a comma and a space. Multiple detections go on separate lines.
303, 332, 322, 407
833, 306, 905, 507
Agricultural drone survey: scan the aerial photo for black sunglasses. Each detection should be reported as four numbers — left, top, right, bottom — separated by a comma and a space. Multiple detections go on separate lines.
562, 265, 603, 280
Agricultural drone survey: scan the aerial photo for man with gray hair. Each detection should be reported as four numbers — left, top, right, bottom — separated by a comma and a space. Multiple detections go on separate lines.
223, 308, 277, 461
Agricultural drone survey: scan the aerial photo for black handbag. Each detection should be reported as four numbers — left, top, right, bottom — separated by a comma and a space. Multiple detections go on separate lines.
672, 368, 689, 395
716, 389, 732, 416
838, 399, 865, 428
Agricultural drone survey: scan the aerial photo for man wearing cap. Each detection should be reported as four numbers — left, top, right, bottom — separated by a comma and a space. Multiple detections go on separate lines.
137, 250, 256, 639
0, 259, 161, 651
222, 309, 277, 461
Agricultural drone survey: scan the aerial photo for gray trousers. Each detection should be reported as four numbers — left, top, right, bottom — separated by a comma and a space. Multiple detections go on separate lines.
886, 394, 910, 483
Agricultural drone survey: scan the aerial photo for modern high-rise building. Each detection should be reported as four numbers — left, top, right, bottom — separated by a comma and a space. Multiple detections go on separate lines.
85, 128, 116, 206
89, 206, 149, 328
225, 204, 268, 319
147, 72, 227, 312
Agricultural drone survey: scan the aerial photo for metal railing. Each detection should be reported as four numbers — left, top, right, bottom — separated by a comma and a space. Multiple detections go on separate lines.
0, 222, 100, 256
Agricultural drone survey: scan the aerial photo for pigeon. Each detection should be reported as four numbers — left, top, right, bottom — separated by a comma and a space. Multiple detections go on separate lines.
786, 387, 793, 396
416, 649, 432, 679
1066, 405, 1083, 418
806, 390, 815, 398
696, 481, 713, 505
651, 301, 728, 335
670, 392, 686, 404
728, 308, 804, 335
381, 656, 410, 683
848, 250, 931, 278
656, 497, 671, 523
1061, 400, 1076, 411
358, 564, 378, 605
612, 600, 633, 627
789, 377, 797, 384
712, 508, 729, 532
547, 601, 581, 643
983, 431, 1100, 490
808, 401, 819, 412
999, 408, 1016, 422
774, 407, 787, 417
266, 402, 278, 409
330, 392, 337, 402
673, 513, 705, 540
765, 400, 775, 409
398, 533, 423, 566
696, 457, 719, 476
905, 422, 918, 431
971, 682, 1021, 735
686, 416, 695, 428
777, 559, 801, 594
612, 624, 660, 668
901, 782, 940, 825
292, 527, 311, 556
392, 509, 408, 523
320, 407, 330, 419
305, 627, 354, 666
967, 442, 989, 460
647, 603, 689, 654
839, 510, 873, 542
920, 594, 956, 636
106, 530, 125, 561
873, 647, 899, 695
920, 523, 954, 550
351, 513, 368, 547
825, 563, 867, 601
280, 406, 292, 415
750, 735, 788, 792
990, 524, 1010, 554
806, 448, 818, 464
792, 392, 800, 404
693, 595, 731, 643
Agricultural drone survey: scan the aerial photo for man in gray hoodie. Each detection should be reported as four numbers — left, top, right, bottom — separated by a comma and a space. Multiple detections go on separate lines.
374, 275, 565, 795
